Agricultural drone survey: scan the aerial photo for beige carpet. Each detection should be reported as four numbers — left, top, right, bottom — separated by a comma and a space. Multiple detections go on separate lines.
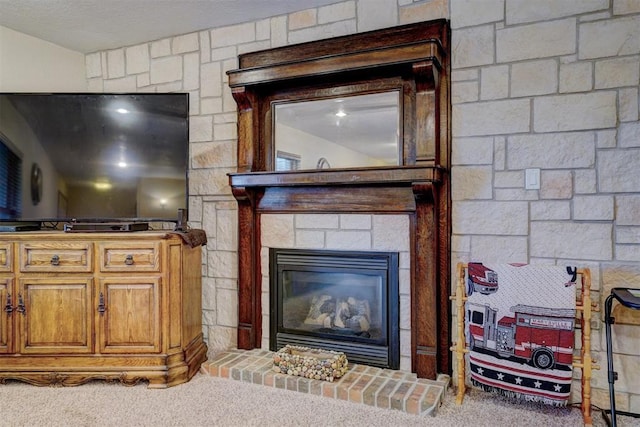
0, 373, 631, 426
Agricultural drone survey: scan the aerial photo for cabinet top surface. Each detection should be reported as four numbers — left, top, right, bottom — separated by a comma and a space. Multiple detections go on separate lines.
0, 230, 181, 241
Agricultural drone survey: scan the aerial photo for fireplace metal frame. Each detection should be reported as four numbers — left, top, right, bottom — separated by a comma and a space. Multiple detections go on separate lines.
270, 249, 400, 369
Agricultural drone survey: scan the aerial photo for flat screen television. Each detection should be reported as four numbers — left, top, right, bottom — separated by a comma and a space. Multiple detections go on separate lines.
0, 93, 189, 227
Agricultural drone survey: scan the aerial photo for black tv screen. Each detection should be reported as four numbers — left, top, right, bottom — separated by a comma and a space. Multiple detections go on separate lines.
0, 93, 189, 225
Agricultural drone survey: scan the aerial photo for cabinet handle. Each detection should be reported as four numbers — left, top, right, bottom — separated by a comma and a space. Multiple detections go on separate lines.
50, 255, 60, 266
124, 254, 134, 265
97, 292, 106, 316
16, 294, 26, 316
4, 293, 12, 315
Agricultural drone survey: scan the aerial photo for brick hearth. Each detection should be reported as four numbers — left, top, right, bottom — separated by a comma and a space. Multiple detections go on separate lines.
200, 349, 449, 416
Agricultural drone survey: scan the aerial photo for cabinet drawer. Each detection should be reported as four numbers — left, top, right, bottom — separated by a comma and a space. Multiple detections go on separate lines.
99, 242, 161, 272
0, 242, 12, 272
20, 242, 92, 273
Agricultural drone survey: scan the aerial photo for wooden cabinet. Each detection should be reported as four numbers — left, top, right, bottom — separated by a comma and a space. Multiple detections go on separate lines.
0, 231, 207, 387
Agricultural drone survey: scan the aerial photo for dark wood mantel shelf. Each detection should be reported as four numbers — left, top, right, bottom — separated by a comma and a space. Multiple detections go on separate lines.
228, 165, 444, 188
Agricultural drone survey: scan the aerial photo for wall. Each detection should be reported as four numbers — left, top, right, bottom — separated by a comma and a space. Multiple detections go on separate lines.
0, 25, 87, 92
83, 0, 639, 412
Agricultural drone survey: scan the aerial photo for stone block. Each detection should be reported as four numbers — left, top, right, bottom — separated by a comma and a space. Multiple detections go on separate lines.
453, 99, 530, 136
452, 69, 478, 82
339, 214, 371, 230
453, 201, 528, 235
451, 166, 493, 200
372, 215, 410, 250
288, 20, 356, 45
209, 250, 239, 281
533, 92, 617, 132
150, 56, 182, 84
183, 52, 199, 91
200, 31, 211, 62
559, 62, 593, 93
616, 195, 640, 225
211, 22, 256, 48
617, 227, 640, 244
511, 59, 558, 97
200, 62, 222, 98
202, 277, 216, 311
494, 171, 522, 188
172, 33, 199, 54
573, 195, 614, 220
614, 0, 640, 14
150, 38, 171, 58
616, 245, 640, 262
189, 168, 234, 196
213, 122, 236, 141
256, 18, 270, 41
579, 15, 640, 59
450, 0, 503, 29
597, 130, 617, 148
452, 25, 494, 69
207, 326, 237, 352
103, 76, 136, 92
531, 222, 612, 260
357, 0, 398, 32
470, 236, 528, 263
295, 230, 325, 248
480, 65, 509, 100
216, 208, 238, 251
319, 1, 356, 24
125, 44, 149, 75
85, 52, 102, 78
507, 132, 595, 169
595, 57, 640, 89
598, 149, 640, 192
620, 88, 639, 122
261, 214, 295, 248
271, 16, 288, 48
619, 122, 640, 147
289, 9, 317, 30
107, 49, 125, 78
540, 170, 572, 199
452, 137, 494, 165
452, 80, 479, 104
495, 188, 538, 201
574, 169, 597, 194
497, 19, 576, 62
531, 201, 571, 220
506, 0, 607, 24
326, 231, 371, 250
399, 0, 448, 24
296, 214, 339, 229
189, 115, 213, 142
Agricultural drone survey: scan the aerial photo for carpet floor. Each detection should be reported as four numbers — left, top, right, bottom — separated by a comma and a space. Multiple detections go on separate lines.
0, 372, 635, 426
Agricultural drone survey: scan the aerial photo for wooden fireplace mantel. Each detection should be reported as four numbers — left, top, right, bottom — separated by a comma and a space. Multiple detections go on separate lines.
226, 20, 451, 379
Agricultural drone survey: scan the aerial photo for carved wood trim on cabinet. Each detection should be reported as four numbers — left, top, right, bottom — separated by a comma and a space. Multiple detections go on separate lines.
227, 20, 451, 379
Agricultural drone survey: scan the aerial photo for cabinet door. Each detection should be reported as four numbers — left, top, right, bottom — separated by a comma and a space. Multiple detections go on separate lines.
99, 277, 161, 353
17, 278, 93, 354
0, 278, 13, 353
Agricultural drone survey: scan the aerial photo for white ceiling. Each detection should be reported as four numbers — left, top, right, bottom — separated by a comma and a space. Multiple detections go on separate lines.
0, 0, 341, 53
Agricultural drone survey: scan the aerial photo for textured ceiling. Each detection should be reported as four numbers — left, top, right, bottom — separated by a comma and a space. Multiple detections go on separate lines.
0, 0, 341, 53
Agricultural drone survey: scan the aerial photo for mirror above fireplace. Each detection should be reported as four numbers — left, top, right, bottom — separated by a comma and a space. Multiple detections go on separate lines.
273, 91, 401, 171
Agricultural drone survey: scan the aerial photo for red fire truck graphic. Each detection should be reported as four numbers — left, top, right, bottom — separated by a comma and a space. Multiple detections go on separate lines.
467, 262, 499, 295
467, 303, 575, 369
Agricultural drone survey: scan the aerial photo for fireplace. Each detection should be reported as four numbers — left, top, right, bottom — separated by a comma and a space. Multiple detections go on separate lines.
270, 249, 399, 369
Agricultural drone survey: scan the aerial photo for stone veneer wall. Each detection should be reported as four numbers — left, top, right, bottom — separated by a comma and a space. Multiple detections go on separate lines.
259, 214, 412, 371
83, 0, 639, 412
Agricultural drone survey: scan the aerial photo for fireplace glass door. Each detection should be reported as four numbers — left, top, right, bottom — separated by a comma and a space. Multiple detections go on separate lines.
270, 249, 399, 369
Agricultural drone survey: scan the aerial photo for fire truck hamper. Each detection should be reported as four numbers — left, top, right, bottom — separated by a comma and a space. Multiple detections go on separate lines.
450, 263, 599, 426
602, 288, 640, 427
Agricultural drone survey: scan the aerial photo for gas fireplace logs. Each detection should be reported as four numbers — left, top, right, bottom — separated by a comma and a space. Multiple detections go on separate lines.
273, 345, 348, 382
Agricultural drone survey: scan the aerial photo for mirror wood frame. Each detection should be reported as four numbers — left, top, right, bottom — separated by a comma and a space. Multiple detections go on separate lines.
227, 19, 451, 379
